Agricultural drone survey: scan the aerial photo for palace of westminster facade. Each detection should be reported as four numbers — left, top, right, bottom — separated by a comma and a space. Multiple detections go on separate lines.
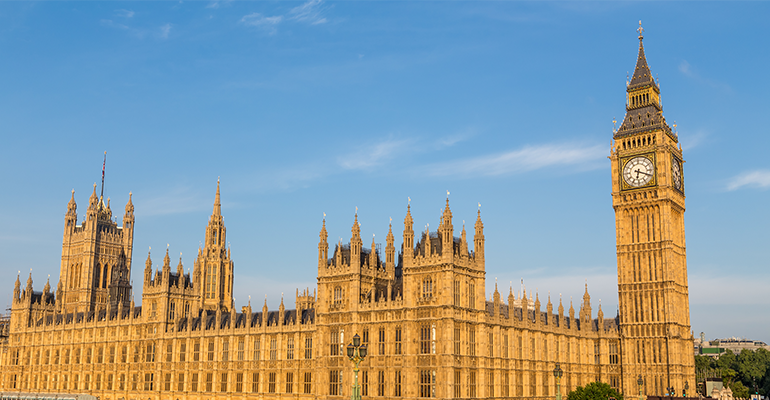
0, 28, 696, 399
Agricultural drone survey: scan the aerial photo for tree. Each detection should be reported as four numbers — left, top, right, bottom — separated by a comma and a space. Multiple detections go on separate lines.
567, 381, 624, 400
695, 354, 711, 371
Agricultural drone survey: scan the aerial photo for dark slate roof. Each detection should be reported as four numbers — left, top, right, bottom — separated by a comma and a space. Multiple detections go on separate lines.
628, 38, 658, 91
615, 105, 673, 139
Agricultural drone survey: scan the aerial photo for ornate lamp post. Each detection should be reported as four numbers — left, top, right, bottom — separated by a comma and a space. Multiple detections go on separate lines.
347, 333, 368, 400
553, 363, 563, 400
684, 381, 689, 397
637, 375, 644, 400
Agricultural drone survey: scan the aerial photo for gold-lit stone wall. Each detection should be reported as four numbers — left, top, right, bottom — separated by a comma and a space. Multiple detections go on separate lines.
0, 28, 696, 400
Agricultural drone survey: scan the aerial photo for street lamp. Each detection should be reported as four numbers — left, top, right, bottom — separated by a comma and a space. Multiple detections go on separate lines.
637, 375, 644, 400
553, 363, 563, 400
347, 333, 368, 400
684, 381, 689, 397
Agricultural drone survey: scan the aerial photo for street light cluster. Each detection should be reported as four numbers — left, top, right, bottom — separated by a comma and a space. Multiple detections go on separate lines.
347, 334, 368, 400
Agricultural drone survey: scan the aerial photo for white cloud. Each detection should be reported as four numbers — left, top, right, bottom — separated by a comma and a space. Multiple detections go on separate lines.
679, 60, 732, 93
425, 142, 605, 177
135, 186, 211, 217
159, 23, 172, 39
115, 9, 135, 18
240, 13, 283, 34
337, 138, 413, 170
100, 19, 129, 30
240, 0, 327, 35
206, 0, 233, 9
288, 0, 328, 25
726, 169, 770, 191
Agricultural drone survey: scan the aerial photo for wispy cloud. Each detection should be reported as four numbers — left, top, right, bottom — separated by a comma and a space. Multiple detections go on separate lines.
100, 19, 129, 30
240, 0, 327, 34
679, 60, 732, 93
436, 129, 476, 149
287, 0, 327, 25
337, 137, 413, 171
424, 142, 605, 177
206, 0, 233, 9
240, 13, 283, 34
679, 129, 708, 151
136, 186, 211, 217
159, 23, 172, 39
115, 9, 135, 18
726, 169, 770, 191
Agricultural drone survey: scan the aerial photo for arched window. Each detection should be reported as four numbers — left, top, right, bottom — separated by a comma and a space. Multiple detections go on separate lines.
422, 278, 433, 299
333, 286, 343, 305
94, 264, 101, 288
102, 264, 109, 288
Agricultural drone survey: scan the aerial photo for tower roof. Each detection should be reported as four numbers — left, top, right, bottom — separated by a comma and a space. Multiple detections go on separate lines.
615, 22, 674, 139
628, 22, 659, 91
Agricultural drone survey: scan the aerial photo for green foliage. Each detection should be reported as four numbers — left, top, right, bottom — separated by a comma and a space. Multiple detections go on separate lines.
730, 381, 750, 398
695, 354, 711, 371
566, 381, 623, 400
695, 348, 770, 396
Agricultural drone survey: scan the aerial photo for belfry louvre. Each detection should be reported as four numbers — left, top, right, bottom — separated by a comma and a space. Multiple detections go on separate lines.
1, 28, 695, 400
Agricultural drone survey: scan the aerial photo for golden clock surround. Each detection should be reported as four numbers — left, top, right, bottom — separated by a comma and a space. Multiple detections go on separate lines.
619, 152, 657, 191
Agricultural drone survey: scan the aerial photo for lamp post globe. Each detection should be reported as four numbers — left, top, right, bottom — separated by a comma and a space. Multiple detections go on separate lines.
553, 363, 563, 400
637, 375, 644, 400
347, 333, 367, 400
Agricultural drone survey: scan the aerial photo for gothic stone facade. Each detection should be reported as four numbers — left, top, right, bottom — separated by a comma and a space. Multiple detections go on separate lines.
0, 30, 695, 400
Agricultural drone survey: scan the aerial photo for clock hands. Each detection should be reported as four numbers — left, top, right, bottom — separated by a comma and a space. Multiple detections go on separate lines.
634, 168, 652, 178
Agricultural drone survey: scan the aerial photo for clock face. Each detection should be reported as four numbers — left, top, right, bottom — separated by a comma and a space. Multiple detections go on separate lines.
672, 157, 683, 191
623, 156, 655, 187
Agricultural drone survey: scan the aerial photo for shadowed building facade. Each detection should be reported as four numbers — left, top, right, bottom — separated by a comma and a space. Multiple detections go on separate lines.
0, 27, 695, 400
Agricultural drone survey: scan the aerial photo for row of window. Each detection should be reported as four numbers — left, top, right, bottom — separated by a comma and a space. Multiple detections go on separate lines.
9, 369, 620, 397
10, 336, 314, 366
8, 371, 313, 394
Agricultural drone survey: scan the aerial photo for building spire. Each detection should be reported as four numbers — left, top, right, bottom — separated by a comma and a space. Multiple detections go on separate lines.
628, 20, 657, 91
213, 178, 221, 216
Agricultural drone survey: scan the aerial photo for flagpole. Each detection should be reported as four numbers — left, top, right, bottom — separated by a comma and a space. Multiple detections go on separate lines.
101, 151, 106, 200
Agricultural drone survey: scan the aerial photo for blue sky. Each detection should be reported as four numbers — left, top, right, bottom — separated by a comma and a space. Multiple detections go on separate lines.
1, 1, 768, 342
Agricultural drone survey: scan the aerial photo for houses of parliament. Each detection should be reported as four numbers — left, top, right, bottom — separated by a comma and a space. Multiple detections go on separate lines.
0, 26, 696, 399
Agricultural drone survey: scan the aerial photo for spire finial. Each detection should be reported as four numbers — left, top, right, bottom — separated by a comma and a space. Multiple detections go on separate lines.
213, 178, 222, 216
637, 20, 644, 40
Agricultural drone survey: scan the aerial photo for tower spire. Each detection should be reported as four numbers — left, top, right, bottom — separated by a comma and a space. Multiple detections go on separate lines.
628, 21, 657, 91
213, 178, 221, 216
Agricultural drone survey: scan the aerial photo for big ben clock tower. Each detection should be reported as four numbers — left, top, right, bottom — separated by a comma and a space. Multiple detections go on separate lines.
611, 22, 695, 397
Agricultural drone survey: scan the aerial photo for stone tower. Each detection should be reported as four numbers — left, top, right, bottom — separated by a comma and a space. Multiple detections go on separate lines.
193, 180, 234, 312
58, 183, 134, 314
610, 23, 695, 396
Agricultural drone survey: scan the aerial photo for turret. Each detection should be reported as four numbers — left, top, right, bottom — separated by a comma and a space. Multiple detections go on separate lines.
597, 300, 604, 330
144, 250, 153, 285
64, 190, 78, 235
403, 202, 414, 266
385, 220, 395, 272
369, 235, 377, 269
13, 274, 21, 302
318, 217, 328, 270
123, 192, 135, 275
350, 212, 362, 270
580, 283, 592, 328
25, 273, 33, 297
474, 208, 485, 267
162, 247, 171, 279
439, 197, 453, 261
